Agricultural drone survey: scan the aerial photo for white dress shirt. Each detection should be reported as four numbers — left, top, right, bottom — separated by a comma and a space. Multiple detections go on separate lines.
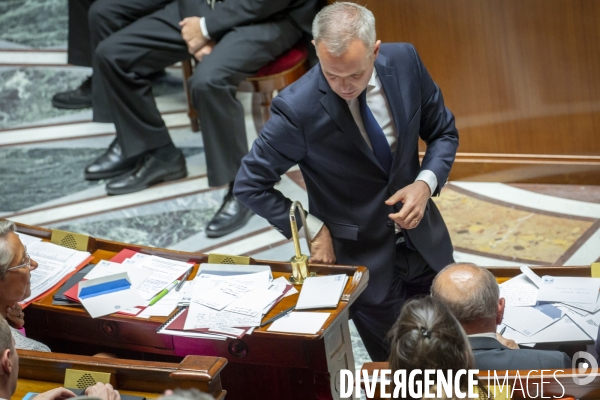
302, 69, 438, 241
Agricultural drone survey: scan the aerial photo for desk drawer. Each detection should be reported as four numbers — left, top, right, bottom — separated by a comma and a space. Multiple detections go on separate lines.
29, 310, 174, 352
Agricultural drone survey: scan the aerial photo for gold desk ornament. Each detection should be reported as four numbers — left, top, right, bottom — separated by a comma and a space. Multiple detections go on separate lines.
289, 201, 315, 284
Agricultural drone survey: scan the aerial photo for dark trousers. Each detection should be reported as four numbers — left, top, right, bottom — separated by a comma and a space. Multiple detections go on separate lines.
350, 240, 437, 362
92, 1, 303, 187
67, 0, 94, 67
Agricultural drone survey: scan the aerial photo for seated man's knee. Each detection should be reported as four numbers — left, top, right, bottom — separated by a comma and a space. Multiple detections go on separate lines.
189, 66, 233, 96
95, 38, 120, 69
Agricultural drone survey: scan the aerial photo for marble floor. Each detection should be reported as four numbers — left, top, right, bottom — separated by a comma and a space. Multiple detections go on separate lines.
2, 0, 600, 378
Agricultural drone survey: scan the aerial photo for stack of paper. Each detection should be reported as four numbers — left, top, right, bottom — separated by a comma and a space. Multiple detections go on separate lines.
63, 250, 193, 318
158, 264, 295, 340
500, 266, 600, 344
295, 274, 348, 310
18, 235, 92, 306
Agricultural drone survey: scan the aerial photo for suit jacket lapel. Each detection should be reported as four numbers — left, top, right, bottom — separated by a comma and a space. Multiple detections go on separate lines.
374, 55, 408, 178
318, 69, 386, 176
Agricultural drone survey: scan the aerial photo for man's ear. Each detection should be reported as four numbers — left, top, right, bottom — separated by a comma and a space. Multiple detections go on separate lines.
1, 349, 12, 374
373, 40, 381, 58
496, 297, 505, 325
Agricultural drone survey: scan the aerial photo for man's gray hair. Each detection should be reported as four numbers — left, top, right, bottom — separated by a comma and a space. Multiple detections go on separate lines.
0, 316, 14, 356
431, 263, 499, 323
312, 2, 376, 57
0, 219, 16, 280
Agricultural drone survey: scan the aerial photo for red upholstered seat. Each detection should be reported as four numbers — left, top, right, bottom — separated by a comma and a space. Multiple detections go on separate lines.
182, 40, 309, 132
253, 42, 308, 78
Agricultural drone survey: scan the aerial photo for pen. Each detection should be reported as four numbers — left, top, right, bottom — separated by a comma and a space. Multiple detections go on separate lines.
149, 280, 179, 306
499, 326, 506, 335
260, 305, 295, 327
175, 267, 193, 292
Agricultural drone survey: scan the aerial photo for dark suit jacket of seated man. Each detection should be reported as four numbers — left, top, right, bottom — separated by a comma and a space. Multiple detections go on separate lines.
234, 2, 458, 361
431, 262, 571, 371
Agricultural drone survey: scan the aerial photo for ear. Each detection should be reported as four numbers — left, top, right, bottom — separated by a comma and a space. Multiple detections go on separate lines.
1, 349, 12, 374
373, 40, 381, 58
496, 297, 505, 325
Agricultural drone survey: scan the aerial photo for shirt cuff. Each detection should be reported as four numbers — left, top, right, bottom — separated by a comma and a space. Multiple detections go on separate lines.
199, 17, 211, 40
416, 170, 438, 196
298, 213, 324, 242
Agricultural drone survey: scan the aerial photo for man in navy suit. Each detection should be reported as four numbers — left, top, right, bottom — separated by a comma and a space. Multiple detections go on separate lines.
234, 2, 458, 361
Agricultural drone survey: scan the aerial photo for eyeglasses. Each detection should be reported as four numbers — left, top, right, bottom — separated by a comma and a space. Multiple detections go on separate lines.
6, 249, 35, 272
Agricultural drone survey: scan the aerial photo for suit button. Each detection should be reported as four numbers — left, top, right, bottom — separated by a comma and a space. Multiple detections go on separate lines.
386, 220, 394, 228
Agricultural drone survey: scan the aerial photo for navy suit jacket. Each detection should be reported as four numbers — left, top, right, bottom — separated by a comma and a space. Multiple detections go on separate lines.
470, 337, 572, 371
234, 43, 458, 304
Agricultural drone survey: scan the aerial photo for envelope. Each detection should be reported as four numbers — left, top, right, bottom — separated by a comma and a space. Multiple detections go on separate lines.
78, 272, 146, 318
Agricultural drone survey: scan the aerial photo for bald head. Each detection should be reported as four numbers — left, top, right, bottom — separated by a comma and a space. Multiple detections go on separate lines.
431, 263, 500, 324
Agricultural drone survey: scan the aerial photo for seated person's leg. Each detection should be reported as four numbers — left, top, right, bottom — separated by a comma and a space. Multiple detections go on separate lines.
85, 2, 191, 195
53, 0, 172, 109
191, 19, 303, 237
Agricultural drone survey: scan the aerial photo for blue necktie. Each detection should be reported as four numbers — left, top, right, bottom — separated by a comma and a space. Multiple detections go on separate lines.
358, 89, 393, 173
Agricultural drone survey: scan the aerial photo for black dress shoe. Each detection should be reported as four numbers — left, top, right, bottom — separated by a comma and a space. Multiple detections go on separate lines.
106, 151, 187, 195
84, 139, 139, 180
206, 184, 254, 238
52, 76, 92, 109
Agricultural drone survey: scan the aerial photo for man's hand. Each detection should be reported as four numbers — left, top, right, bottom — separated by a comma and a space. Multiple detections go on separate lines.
310, 225, 336, 264
179, 17, 208, 55
33, 388, 76, 400
85, 383, 121, 400
496, 333, 519, 349
6, 303, 25, 329
194, 40, 215, 62
385, 181, 430, 229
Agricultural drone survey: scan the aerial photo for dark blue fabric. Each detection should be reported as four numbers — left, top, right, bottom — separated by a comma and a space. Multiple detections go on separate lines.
358, 89, 393, 174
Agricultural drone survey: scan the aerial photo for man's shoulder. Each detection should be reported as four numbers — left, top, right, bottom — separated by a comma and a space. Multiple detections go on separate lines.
277, 64, 322, 103
379, 42, 418, 60
474, 346, 571, 370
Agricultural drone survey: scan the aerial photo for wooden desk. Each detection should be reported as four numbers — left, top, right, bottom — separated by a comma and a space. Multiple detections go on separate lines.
17, 224, 369, 400
14, 350, 227, 400
361, 362, 597, 399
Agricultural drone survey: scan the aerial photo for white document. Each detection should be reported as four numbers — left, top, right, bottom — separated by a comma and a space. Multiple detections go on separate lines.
137, 287, 184, 318
502, 306, 560, 337
295, 274, 348, 310
503, 315, 590, 344
566, 309, 600, 340
499, 274, 539, 307
224, 287, 283, 317
195, 281, 255, 310
537, 276, 600, 304
16, 232, 43, 246
78, 272, 146, 318
185, 301, 261, 330
268, 312, 331, 334
22, 241, 91, 304
520, 266, 542, 287
134, 256, 192, 300
84, 260, 125, 279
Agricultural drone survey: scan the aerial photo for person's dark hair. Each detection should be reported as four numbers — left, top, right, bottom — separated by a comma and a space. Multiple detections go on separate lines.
388, 296, 489, 398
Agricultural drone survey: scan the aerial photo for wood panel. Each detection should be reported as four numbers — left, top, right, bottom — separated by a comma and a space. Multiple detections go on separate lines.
346, 0, 600, 183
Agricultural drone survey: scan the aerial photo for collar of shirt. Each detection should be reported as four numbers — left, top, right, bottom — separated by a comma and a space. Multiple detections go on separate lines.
346, 69, 379, 108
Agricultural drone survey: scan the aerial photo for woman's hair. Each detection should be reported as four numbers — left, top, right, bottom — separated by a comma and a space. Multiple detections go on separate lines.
388, 296, 488, 398
0, 219, 16, 280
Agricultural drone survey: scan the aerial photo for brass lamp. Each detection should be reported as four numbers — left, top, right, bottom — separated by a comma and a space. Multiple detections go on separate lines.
289, 201, 314, 284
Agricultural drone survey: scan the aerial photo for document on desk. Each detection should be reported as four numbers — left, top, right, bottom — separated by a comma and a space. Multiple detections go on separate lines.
22, 241, 91, 304
137, 282, 189, 318
537, 276, 600, 304
502, 305, 561, 336
224, 286, 284, 317
16, 232, 42, 246
78, 272, 146, 318
503, 314, 590, 344
268, 312, 331, 334
295, 274, 348, 310
564, 308, 600, 340
195, 281, 255, 310
499, 274, 538, 307
134, 256, 192, 301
